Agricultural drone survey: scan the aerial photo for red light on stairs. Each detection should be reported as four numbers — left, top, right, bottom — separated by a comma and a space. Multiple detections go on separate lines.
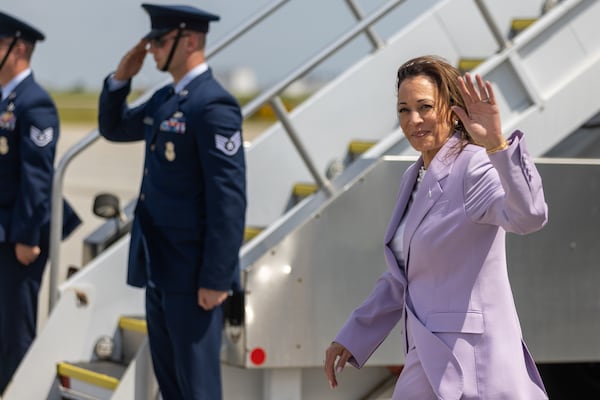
250, 347, 266, 365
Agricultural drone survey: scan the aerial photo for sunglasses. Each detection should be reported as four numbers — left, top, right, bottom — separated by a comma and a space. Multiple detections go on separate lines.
0, 38, 14, 48
150, 34, 190, 48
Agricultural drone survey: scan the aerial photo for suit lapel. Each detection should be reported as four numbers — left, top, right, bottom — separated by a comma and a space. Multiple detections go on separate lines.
402, 164, 446, 254
402, 134, 460, 261
384, 162, 421, 244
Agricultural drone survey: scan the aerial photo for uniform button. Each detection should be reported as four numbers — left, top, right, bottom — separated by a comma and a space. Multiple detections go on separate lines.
150, 144, 156, 151
140, 193, 145, 201
144, 168, 148, 176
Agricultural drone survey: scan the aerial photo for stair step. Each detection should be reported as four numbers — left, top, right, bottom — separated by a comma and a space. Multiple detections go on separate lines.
291, 139, 376, 201
348, 140, 376, 157
56, 317, 147, 399
458, 58, 485, 73
244, 226, 264, 242
57, 361, 126, 398
118, 315, 147, 334
292, 183, 318, 199
510, 18, 537, 35
118, 315, 147, 365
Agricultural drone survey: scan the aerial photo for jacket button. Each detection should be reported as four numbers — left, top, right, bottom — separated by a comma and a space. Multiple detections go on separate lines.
150, 144, 156, 151
144, 168, 148, 176
140, 193, 145, 201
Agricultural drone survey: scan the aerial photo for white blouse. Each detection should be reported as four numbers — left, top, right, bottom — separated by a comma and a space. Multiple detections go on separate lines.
390, 168, 425, 269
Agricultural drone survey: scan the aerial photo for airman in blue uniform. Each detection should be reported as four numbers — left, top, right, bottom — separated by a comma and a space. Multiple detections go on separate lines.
98, 4, 246, 399
0, 11, 81, 395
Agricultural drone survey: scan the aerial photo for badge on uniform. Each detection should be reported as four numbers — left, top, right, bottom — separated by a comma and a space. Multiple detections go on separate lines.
160, 112, 186, 134
30, 126, 54, 147
0, 136, 9, 155
0, 110, 16, 131
165, 141, 176, 161
215, 131, 241, 156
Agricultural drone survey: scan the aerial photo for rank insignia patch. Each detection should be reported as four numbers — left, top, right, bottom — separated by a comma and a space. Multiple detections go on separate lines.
215, 131, 241, 156
30, 126, 53, 147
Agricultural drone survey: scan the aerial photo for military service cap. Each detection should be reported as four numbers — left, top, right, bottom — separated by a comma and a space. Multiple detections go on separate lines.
141, 3, 220, 39
0, 11, 45, 42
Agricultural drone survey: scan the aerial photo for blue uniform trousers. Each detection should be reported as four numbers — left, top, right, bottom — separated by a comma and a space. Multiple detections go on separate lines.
146, 286, 223, 399
0, 229, 49, 394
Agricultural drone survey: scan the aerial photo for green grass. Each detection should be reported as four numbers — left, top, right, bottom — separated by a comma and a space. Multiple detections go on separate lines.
51, 90, 146, 125
50, 90, 306, 125
51, 91, 99, 125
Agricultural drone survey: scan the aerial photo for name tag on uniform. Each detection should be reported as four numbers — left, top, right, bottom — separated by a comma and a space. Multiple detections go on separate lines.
160, 112, 186, 134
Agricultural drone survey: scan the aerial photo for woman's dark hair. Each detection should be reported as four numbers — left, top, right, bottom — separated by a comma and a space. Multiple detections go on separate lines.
396, 55, 474, 147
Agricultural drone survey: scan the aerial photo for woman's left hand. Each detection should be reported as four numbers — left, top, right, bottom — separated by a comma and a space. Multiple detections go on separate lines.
452, 73, 505, 150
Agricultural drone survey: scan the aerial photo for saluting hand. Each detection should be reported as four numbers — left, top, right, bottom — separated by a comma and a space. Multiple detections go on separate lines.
114, 39, 148, 81
197, 288, 228, 311
324, 341, 353, 389
15, 243, 41, 266
452, 73, 505, 150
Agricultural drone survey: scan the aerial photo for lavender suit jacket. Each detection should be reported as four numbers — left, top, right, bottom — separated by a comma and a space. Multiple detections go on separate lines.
335, 131, 549, 399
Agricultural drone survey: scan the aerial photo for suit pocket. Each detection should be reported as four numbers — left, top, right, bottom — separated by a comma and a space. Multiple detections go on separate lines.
426, 311, 484, 397
425, 311, 484, 334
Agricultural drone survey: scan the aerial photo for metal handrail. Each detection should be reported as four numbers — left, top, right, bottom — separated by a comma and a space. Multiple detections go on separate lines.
241, 0, 406, 118
474, 0, 510, 50
48, 89, 160, 312
240, 0, 405, 198
345, 0, 385, 50
269, 96, 335, 196
48, 0, 291, 312
207, 0, 290, 58
49, 131, 98, 313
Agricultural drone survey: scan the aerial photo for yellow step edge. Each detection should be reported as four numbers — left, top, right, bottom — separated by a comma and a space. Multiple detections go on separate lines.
293, 183, 318, 198
458, 58, 485, 72
118, 316, 147, 334
348, 140, 376, 155
244, 226, 263, 242
511, 18, 537, 32
57, 362, 120, 391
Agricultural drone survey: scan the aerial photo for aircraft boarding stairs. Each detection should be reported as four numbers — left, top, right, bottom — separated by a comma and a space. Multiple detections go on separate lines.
5, 0, 600, 398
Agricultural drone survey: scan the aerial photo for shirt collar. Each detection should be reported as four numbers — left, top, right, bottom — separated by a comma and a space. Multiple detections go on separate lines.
174, 63, 208, 94
1, 68, 32, 101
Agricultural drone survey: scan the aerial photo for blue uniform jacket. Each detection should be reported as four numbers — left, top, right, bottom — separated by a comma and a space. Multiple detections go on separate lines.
0, 73, 80, 246
98, 69, 246, 293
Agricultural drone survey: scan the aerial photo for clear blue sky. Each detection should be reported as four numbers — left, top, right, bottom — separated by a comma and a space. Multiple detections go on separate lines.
3, 0, 439, 91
